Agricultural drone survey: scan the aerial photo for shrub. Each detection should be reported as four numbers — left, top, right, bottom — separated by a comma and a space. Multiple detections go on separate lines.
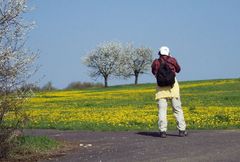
41, 82, 57, 91
0, 129, 11, 158
0, 128, 23, 159
65, 81, 103, 90
20, 84, 41, 92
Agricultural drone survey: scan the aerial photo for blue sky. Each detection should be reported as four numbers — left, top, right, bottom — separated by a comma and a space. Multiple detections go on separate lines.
27, 0, 240, 88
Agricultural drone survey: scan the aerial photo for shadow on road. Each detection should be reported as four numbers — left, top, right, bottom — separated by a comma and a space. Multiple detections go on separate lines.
136, 132, 179, 137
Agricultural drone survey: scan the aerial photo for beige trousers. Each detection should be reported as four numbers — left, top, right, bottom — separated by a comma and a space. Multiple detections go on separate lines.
157, 98, 186, 132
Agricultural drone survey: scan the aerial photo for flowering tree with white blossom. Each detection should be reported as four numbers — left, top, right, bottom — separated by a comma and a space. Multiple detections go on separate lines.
119, 44, 153, 84
84, 42, 153, 86
84, 42, 122, 87
0, 0, 37, 157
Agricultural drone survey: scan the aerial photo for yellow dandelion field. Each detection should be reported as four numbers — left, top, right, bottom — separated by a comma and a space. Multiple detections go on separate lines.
5, 79, 240, 130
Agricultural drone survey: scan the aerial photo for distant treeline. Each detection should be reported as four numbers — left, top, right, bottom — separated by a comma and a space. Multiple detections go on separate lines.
21, 81, 104, 92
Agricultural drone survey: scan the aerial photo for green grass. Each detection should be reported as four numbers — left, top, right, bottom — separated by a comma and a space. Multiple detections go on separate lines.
16, 136, 59, 152
181, 80, 240, 107
9, 136, 60, 161
73, 79, 239, 108
15, 78, 240, 130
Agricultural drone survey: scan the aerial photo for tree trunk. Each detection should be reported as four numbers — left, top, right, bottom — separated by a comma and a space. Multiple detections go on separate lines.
134, 73, 139, 85
104, 76, 108, 87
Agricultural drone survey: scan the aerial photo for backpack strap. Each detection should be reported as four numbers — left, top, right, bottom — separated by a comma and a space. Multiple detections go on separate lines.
158, 58, 163, 63
158, 57, 167, 65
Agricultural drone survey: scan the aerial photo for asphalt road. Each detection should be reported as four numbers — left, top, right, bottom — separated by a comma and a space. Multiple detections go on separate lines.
24, 129, 240, 162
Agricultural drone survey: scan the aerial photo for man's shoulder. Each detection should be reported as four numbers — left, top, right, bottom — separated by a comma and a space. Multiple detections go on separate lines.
168, 56, 178, 62
152, 58, 159, 63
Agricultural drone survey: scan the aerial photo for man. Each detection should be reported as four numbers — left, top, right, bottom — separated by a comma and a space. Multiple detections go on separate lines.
151, 46, 187, 138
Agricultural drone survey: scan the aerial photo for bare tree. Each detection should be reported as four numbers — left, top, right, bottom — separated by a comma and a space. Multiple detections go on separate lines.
0, 0, 37, 157
119, 44, 153, 84
84, 42, 122, 87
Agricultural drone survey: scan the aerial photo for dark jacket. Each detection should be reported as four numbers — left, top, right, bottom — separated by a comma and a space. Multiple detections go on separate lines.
151, 55, 181, 76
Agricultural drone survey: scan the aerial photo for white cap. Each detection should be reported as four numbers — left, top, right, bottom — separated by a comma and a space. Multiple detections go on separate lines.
159, 46, 170, 56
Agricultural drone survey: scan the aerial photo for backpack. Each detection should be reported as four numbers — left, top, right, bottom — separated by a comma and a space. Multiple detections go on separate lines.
156, 59, 175, 87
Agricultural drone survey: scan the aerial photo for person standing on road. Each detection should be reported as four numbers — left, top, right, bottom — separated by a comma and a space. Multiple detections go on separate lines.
151, 46, 187, 138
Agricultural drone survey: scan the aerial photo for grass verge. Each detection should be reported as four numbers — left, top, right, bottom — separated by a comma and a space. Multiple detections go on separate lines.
1, 135, 68, 162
